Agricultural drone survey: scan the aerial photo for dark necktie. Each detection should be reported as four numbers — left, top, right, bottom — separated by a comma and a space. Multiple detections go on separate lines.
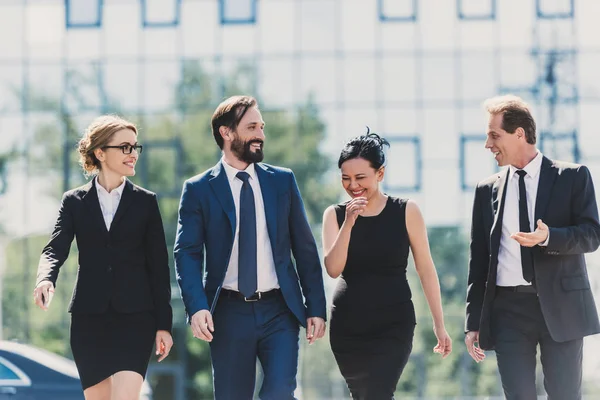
236, 171, 257, 298
516, 170, 534, 283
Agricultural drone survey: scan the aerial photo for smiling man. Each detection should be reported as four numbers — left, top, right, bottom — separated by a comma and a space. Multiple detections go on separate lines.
174, 95, 326, 399
464, 94, 600, 399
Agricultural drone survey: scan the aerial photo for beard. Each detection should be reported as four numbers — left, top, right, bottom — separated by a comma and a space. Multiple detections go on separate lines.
231, 135, 264, 164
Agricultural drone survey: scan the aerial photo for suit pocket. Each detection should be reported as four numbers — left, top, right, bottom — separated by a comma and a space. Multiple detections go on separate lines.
561, 275, 590, 291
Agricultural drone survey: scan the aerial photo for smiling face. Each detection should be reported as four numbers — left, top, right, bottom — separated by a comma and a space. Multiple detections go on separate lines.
340, 157, 384, 200
485, 112, 524, 167
94, 128, 139, 178
227, 106, 265, 164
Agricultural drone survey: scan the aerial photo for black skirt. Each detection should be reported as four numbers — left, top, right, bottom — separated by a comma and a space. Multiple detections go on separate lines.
70, 306, 156, 390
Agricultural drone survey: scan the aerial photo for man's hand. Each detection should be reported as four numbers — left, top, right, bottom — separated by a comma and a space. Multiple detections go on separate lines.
465, 331, 486, 362
190, 309, 214, 342
155, 330, 173, 362
33, 281, 55, 311
306, 317, 326, 345
511, 219, 549, 247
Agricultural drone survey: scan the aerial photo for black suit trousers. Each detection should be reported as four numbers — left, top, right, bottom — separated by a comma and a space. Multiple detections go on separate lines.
492, 290, 583, 400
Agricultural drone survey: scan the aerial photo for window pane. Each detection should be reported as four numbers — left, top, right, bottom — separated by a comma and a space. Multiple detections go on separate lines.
458, 0, 495, 20
537, 0, 574, 18
0, 362, 20, 380
383, 136, 420, 192
379, 0, 416, 21
539, 133, 578, 162
142, 0, 180, 27
221, 0, 256, 24
66, 0, 102, 28
63, 64, 104, 112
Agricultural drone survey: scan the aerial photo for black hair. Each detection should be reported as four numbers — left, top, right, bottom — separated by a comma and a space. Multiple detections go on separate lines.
337, 127, 390, 169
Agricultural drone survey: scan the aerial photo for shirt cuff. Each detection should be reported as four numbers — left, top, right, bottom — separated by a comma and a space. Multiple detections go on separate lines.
539, 231, 550, 247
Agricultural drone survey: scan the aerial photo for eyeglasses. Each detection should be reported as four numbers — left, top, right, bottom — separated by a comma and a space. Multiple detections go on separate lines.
102, 144, 143, 155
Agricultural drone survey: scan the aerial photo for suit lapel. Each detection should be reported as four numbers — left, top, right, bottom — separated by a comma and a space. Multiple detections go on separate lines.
208, 161, 236, 239
490, 168, 509, 254
535, 156, 558, 222
110, 180, 134, 231
255, 163, 277, 247
82, 179, 108, 236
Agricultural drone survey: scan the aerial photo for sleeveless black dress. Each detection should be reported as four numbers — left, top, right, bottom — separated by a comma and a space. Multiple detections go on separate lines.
330, 197, 416, 400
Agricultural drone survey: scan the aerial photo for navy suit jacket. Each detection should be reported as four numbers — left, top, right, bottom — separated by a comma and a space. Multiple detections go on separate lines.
174, 161, 326, 327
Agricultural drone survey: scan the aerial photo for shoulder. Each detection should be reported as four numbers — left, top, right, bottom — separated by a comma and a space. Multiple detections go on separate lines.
258, 163, 293, 177
402, 198, 421, 216
131, 182, 156, 197
551, 159, 588, 175
323, 204, 338, 220
389, 196, 409, 207
184, 168, 215, 186
476, 171, 504, 189
62, 181, 93, 201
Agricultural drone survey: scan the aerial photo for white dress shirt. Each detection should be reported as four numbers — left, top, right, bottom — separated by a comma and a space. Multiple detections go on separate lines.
95, 177, 126, 230
497, 151, 549, 286
221, 160, 279, 292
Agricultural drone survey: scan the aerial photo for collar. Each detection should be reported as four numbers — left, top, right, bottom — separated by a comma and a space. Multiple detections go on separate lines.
221, 158, 257, 184
95, 176, 127, 198
508, 151, 543, 181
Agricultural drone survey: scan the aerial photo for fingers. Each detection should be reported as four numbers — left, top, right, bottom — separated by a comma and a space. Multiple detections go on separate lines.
537, 219, 548, 230
191, 311, 214, 342
33, 284, 54, 310
306, 319, 315, 344
306, 318, 326, 344
510, 232, 539, 247
33, 288, 45, 310
315, 320, 326, 339
156, 332, 173, 362
346, 198, 368, 220
464, 336, 485, 362
433, 336, 452, 358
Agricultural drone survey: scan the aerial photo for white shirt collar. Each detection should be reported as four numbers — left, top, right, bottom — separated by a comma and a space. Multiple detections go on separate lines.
221, 158, 257, 184
508, 151, 543, 181
95, 176, 127, 197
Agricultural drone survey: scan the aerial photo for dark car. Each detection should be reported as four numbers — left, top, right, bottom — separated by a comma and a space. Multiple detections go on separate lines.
0, 341, 152, 400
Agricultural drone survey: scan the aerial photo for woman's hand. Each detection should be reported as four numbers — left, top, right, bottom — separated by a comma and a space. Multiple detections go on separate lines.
155, 330, 173, 362
33, 281, 55, 311
433, 325, 452, 358
344, 197, 368, 227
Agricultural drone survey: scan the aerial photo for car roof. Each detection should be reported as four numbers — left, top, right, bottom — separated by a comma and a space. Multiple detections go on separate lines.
0, 341, 79, 379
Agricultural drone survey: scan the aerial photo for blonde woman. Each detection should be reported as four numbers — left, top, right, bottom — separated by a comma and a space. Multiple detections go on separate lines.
33, 115, 173, 399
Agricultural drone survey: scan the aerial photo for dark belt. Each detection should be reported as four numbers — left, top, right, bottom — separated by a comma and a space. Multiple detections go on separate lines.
219, 288, 281, 302
496, 285, 537, 294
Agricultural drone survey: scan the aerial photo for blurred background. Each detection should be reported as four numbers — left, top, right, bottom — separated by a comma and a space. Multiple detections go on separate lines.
1, 0, 600, 398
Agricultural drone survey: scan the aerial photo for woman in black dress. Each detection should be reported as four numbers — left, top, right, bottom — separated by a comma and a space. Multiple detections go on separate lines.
33, 115, 173, 399
322, 131, 452, 399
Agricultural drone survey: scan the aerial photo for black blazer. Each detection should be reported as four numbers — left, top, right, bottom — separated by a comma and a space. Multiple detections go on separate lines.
466, 156, 600, 350
36, 179, 173, 332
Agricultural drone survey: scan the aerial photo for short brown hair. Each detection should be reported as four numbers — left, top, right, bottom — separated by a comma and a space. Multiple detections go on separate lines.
484, 95, 537, 144
211, 96, 258, 149
77, 115, 137, 176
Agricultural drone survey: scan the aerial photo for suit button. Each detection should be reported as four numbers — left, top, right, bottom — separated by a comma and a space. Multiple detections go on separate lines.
107, 265, 112, 272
